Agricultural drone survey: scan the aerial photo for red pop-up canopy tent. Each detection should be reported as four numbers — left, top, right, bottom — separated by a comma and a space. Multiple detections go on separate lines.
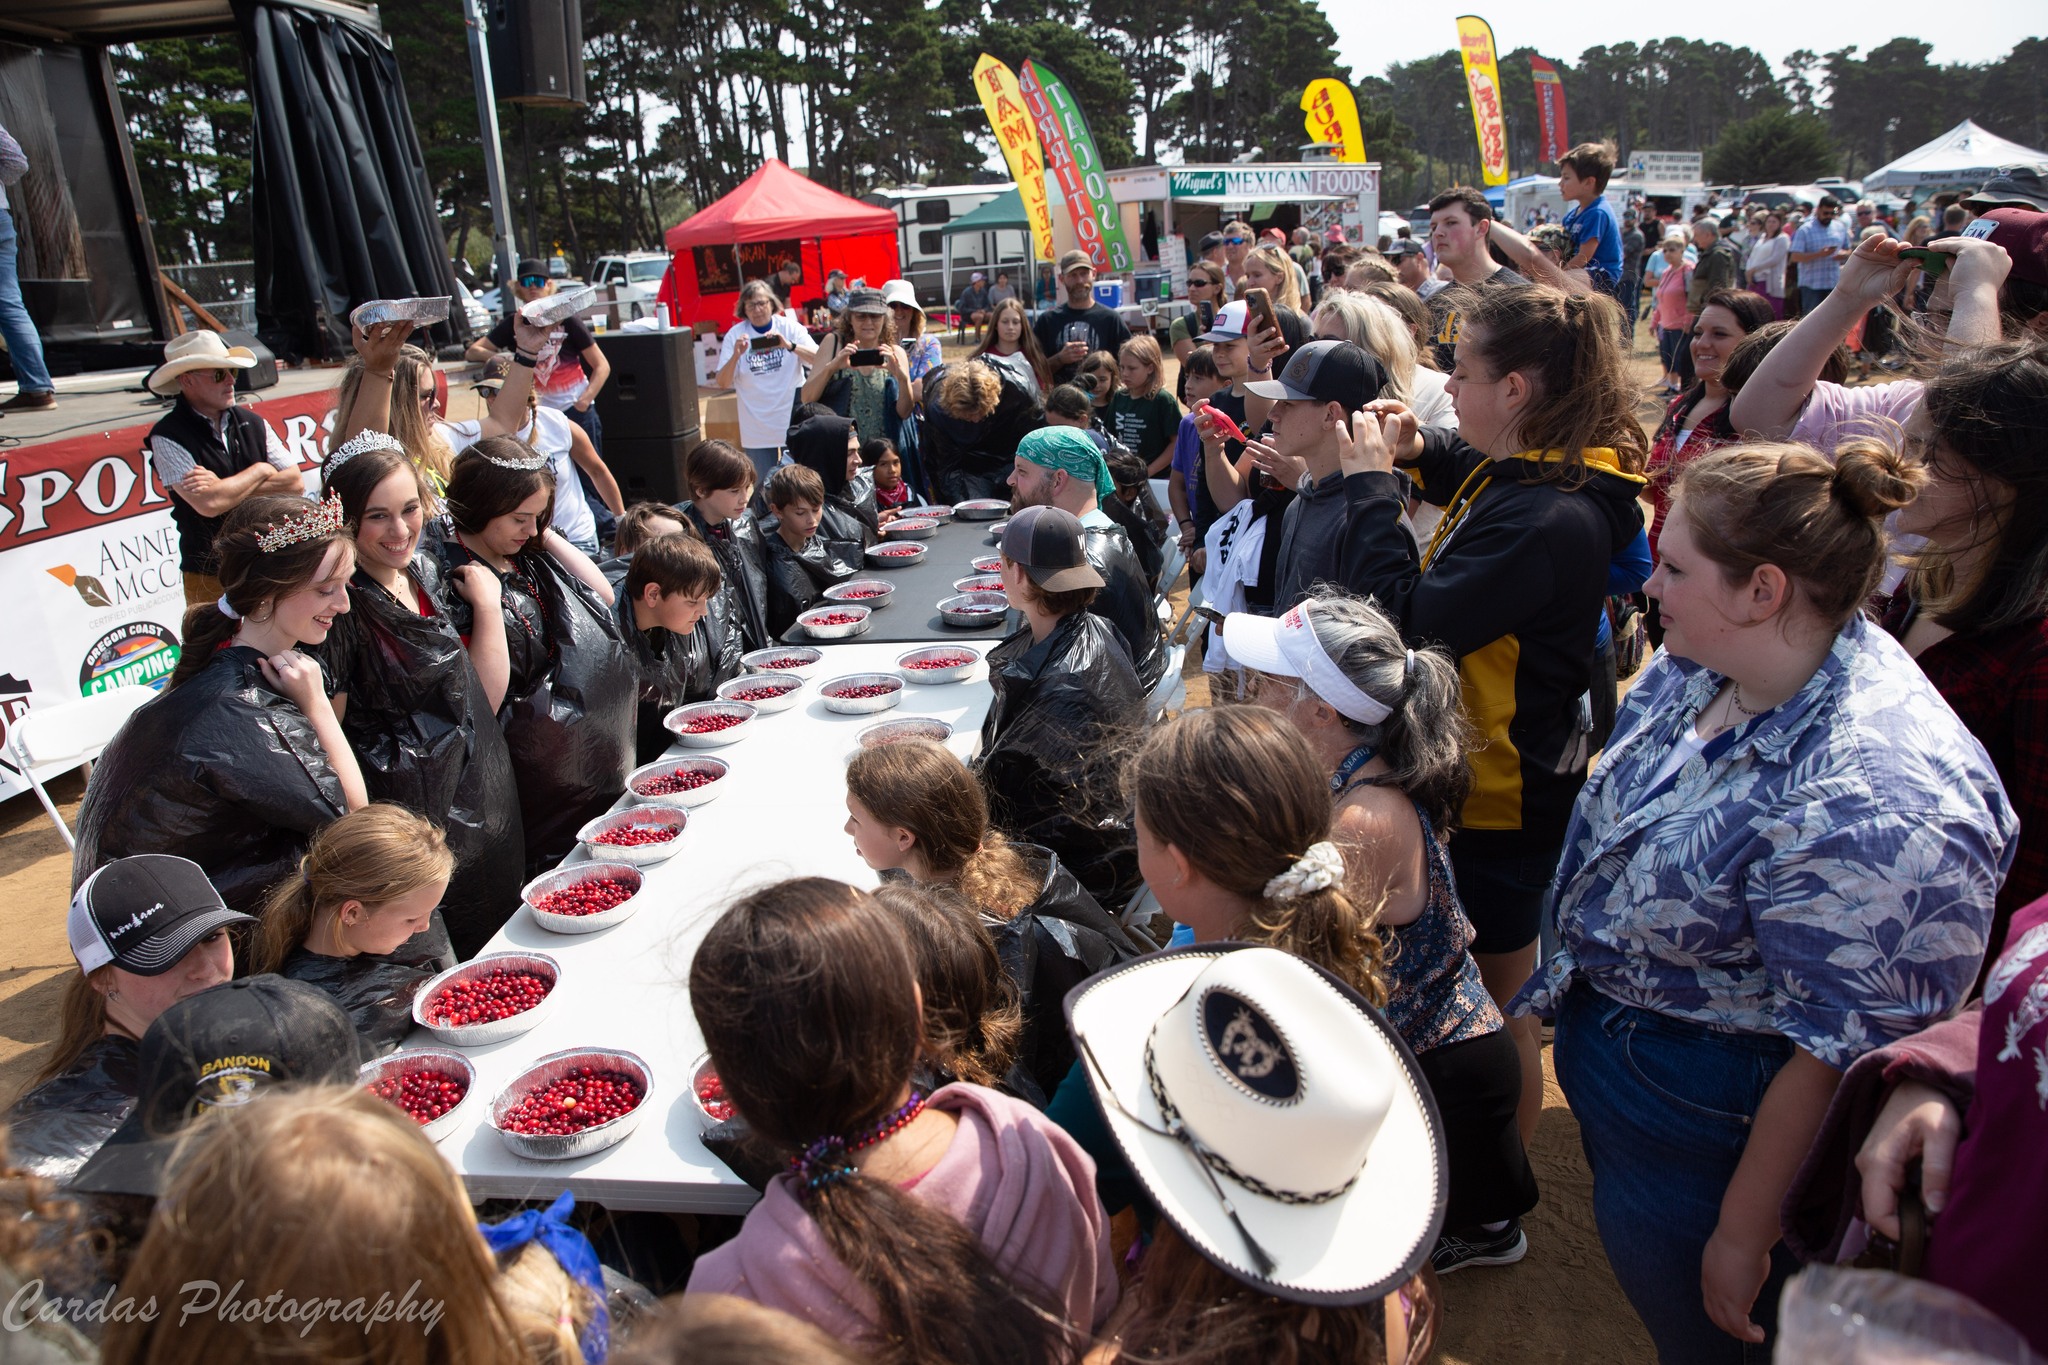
659, 160, 900, 328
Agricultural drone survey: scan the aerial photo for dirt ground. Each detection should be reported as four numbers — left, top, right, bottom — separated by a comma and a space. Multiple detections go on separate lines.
0, 323, 1674, 1363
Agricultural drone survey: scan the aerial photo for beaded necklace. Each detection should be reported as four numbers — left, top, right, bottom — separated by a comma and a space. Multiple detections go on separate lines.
790, 1091, 928, 1190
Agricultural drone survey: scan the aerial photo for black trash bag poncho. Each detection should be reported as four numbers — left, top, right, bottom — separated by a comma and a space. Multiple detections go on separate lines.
278, 913, 457, 1053
786, 413, 880, 546
683, 503, 773, 664
1, 1035, 140, 1184
609, 565, 733, 765
920, 359, 1047, 504
759, 523, 864, 639
976, 612, 1145, 909
73, 647, 348, 914
1081, 523, 1167, 694
318, 557, 526, 956
432, 536, 637, 877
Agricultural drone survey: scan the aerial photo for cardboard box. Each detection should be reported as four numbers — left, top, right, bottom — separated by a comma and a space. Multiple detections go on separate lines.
701, 392, 741, 447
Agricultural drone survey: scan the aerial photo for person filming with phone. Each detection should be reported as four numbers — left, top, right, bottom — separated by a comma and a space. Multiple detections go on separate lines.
716, 279, 817, 489
1032, 249, 1132, 388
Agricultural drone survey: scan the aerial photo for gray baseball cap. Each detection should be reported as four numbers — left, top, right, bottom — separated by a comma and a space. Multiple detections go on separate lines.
1000, 505, 1104, 592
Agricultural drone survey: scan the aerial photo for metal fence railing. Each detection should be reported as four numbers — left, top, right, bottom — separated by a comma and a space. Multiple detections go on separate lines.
160, 260, 257, 333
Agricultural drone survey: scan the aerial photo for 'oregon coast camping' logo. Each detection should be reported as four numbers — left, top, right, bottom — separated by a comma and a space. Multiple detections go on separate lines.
79, 624, 180, 695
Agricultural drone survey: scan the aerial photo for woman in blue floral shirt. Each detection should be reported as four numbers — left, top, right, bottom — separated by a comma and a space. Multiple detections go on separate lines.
1514, 441, 2016, 1363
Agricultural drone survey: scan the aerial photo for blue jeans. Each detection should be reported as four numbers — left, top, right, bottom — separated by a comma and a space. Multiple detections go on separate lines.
0, 208, 54, 393
1555, 982, 1797, 1364
1799, 286, 1832, 318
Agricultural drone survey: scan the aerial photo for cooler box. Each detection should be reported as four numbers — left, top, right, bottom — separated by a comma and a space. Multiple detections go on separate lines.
1134, 270, 1168, 301
1092, 280, 1128, 310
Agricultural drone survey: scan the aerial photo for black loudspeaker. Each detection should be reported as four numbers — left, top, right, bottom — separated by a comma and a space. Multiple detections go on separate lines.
486, 0, 587, 107
591, 330, 698, 440
221, 329, 279, 391
603, 431, 701, 506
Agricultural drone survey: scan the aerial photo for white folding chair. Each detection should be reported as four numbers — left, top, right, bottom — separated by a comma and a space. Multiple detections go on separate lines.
1155, 536, 1186, 598
1145, 642, 1187, 720
8, 686, 157, 849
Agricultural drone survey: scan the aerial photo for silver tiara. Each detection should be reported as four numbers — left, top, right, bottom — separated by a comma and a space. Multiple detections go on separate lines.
323, 430, 405, 476
474, 442, 551, 472
256, 493, 347, 553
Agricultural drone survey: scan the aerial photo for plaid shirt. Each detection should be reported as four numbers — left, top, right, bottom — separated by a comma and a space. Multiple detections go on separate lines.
1790, 216, 1854, 290
1884, 596, 2048, 956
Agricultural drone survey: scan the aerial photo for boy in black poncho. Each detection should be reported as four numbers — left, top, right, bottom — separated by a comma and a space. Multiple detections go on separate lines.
760, 463, 864, 638
608, 528, 728, 763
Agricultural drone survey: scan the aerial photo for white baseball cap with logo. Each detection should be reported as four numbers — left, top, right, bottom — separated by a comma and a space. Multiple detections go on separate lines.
69, 855, 253, 975
1197, 299, 1253, 344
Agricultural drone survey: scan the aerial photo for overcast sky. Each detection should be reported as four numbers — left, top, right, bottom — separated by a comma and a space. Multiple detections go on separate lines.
1332, 2, 2042, 76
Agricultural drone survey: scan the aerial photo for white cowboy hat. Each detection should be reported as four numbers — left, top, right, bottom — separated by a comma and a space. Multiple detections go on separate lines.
147, 331, 258, 396
1066, 944, 1445, 1304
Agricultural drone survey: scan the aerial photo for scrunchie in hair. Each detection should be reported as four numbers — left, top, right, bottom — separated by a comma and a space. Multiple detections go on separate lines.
1264, 840, 1345, 901
216, 594, 241, 620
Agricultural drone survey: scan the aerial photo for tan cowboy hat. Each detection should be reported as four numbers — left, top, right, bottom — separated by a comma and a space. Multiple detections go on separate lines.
147, 331, 258, 396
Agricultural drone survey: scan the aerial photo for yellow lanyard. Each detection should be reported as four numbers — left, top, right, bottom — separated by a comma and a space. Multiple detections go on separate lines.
1420, 463, 1496, 570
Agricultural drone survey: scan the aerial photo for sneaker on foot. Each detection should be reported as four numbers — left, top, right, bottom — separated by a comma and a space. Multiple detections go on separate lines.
0, 390, 56, 412
1433, 1219, 1529, 1274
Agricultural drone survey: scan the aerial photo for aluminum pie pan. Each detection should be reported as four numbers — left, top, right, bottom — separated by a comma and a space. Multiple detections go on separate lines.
866, 543, 930, 569
797, 605, 874, 640
937, 592, 1012, 629
896, 645, 983, 684
818, 672, 906, 715
741, 645, 824, 677
690, 1054, 734, 1128
881, 517, 940, 541
664, 701, 759, 747
359, 1047, 476, 1144
575, 807, 688, 866
918, 503, 957, 522
519, 286, 597, 327
717, 672, 805, 712
412, 951, 562, 1047
489, 1047, 654, 1161
953, 574, 1004, 595
349, 296, 451, 329
822, 578, 896, 610
856, 717, 956, 750
953, 498, 1010, 521
985, 520, 1009, 542
523, 861, 647, 936
969, 554, 1003, 574
626, 755, 729, 808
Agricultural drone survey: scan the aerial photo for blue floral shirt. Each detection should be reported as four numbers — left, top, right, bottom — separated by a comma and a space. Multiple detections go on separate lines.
1512, 615, 2016, 1067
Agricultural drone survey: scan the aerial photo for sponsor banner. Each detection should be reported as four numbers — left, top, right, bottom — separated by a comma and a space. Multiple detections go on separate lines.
1531, 57, 1569, 165
973, 55, 1057, 263
1018, 59, 1134, 272
0, 387, 334, 799
1163, 165, 1380, 202
1300, 79, 1366, 163
1624, 149, 1705, 187
1455, 16, 1510, 187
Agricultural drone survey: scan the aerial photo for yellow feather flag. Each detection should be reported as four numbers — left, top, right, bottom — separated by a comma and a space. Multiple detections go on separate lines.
973, 55, 1056, 262
1454, 16, 1511, 186
1300, 79, 1366, 163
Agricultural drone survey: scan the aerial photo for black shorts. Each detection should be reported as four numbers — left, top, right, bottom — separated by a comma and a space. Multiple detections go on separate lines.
1417, 1028, 1540, 1229
1449, 839, 1562, 956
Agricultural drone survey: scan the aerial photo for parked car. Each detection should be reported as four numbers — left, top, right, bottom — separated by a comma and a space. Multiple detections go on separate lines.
454, 277, 491, 334
588, 252, 670, 319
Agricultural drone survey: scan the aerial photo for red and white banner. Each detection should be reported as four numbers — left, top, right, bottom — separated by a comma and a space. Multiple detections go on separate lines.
0, 387, 334, 798
1531, 57, 1570, 165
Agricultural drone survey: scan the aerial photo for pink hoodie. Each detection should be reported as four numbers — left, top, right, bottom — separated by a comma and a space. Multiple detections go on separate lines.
687, 1082, 1117, 1342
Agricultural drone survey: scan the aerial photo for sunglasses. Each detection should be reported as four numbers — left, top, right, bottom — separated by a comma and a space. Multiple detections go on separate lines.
1223, 237, 1248, 246
201, 368, 233, 383
518, 276, 548, 288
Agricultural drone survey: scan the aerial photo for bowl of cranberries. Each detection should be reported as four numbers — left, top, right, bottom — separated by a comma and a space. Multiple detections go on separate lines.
969, 554, 1003, 575
880, 516, 940, 541
797, 604, 873, 641
819, 673, 905, 715
690, 1055, 738, 1127
864, 542, 929, 569
938, 592, 1011, 629
918, 503, 956, 522
856, 717, 956, 750
954, 498, 1010, 522
822, 578, 896, 610
361, 1047, 475, 1143
740, 645, 824, 678
523, 863, 646, 935
716, 672, 804, 713
575, 807, 688, 867
490, 1047, 654, 1161
627, 756, 728, 809
895, 646, 983, 684
413, 952, 561, 1046
952, 574, 1005, 595
664, 701, 759, 748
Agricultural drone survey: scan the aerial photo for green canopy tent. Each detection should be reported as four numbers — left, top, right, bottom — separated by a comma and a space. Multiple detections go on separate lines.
937, 184, 1061, 315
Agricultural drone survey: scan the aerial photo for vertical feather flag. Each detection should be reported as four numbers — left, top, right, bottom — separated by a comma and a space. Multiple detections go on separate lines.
1455, 16, 1511, 186
1530, 57, 1570, 164
1018, 59, 1134, 271
1300, 78, 1367, 162
973, 55, 1056, 262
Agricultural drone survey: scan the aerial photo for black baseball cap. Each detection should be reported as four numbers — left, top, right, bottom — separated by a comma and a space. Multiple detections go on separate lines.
1245, 339, 1388, 412
68, 856, 253, 977
516, 257, 547, 281
1000, 505, 1104, 593
1384, 239, 1425, 259
72, 976, 367, 1197
1199, 231, 1226, 253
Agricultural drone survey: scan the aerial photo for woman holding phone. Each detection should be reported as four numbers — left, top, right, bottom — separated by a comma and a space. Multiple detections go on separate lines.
803, 288, 923, 493
717, 280, 816, 489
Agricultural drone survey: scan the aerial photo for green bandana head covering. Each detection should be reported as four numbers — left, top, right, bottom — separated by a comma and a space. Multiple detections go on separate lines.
1016, 426, 1115, 501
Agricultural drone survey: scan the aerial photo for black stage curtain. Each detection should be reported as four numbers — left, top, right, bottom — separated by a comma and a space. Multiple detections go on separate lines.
234, 0, 465, 362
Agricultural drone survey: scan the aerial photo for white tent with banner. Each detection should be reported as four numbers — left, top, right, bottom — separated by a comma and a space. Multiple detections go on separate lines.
1862, 119, 2048, 197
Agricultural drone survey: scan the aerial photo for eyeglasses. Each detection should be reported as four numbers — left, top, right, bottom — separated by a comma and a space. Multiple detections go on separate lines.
1189, 279, 1217, 289
203, 368, 232, 382
518, 276, 548, 288
1223, 237, 1248, 246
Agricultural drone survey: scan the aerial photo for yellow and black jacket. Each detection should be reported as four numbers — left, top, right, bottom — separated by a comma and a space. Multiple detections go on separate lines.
1338, 432, 1646, 855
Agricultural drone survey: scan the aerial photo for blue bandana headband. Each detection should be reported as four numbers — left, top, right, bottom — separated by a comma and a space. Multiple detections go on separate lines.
1016, 426, 1116, 501
478, 1190, 611, 1363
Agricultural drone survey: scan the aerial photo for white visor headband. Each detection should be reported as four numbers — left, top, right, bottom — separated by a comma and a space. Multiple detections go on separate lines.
1268, 605, 1392, 726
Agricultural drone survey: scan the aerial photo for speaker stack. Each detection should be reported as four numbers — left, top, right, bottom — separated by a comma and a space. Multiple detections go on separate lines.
486, 0, 588, 106
591, 330, 700, 505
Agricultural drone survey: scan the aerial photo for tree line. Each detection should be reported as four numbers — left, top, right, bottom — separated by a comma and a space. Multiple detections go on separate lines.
112, 9, 2045, 270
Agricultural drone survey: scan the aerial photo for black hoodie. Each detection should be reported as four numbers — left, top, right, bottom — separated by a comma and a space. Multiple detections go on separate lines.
1338, 430, 1646, 855
786, 413, 880, 546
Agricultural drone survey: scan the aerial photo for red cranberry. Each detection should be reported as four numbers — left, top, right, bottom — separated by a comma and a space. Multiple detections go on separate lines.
892, 520, 936, 532
426, 969, 551, 1027
533, 876, 637, 917
726, 684, 792, 702
370, 1069, 469, 1125
827, 682, 899, 700
876, 546, 920, 557
839, 586, 888, 599
632, 767, 718, 795
904, 653, 977, 670
959, 577, 1002, 592
500, 1068, 645, 1135
680, 712, 747, 733
807, 612, 862, 626
695, 1070, 736, 1122
591, 823, 680, 847
757, 654, 812, 670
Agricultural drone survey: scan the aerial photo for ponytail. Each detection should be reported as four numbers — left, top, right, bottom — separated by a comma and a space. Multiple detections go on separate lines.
251, 856, 319, 974
870, 882, 1024, 1090
31, 969, 113, 1088
250, 805, 454, 974
170, 598, 240, 690
846, 741, 1040, 919
494, 1241, 595, 1365
1461, 283, 1647, 485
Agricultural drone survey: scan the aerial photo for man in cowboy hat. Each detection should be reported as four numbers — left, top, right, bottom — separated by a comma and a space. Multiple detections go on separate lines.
145, 332, 307, 607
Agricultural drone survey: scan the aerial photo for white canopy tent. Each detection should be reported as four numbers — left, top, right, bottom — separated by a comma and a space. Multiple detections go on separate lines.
1862, 119, 2048, 196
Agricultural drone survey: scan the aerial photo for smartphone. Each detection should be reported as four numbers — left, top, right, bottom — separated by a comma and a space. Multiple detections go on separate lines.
849, 347, 885, 367
749, 333, 783, 351
1193, 605, 1227, 628
1196, 299, 1216, 333
1242, 286, 1280, 341
1063, 321, 1092, 347
1898, 246, 1952, 279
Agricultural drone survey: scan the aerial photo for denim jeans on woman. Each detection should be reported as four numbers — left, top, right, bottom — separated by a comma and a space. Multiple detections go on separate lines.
1554, 981, 1798, 1364
0, 207, 55, 394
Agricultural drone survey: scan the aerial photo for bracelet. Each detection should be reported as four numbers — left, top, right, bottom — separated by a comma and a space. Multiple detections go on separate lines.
369, 369, 395, 381
512, 352, 538, 368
